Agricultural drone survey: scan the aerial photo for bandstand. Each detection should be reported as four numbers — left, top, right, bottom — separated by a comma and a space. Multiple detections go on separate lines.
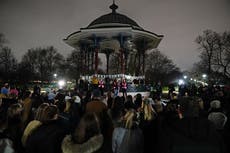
63, 1, 163, 78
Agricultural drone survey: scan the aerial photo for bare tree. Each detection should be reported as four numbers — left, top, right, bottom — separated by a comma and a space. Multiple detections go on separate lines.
20, 46, 64, 82
145, 49, 181, 84
195, 30, 219, 75
0, 47, 17, 79
66, 50, 82, 80
214, 32, 230, 77
195, 30, 230, 82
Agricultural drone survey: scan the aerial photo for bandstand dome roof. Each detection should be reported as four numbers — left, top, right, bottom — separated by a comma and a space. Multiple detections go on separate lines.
87, 2, 142, 30
87, 12, 142, 29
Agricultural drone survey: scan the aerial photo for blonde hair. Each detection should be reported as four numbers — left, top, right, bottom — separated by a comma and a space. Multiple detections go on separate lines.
142, 101, 156, 121
123, 109, 137, 129
35, 103, 49, 121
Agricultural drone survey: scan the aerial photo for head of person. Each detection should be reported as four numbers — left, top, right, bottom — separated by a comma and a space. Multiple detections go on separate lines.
111, 96, 125, 120
35, 103, 59, 122
126, 95, 133, 103
92, 89, 101, 100
142, 98, 156, 121
22, 90, 31, 99
34, 103, 49, 121
4, 83, 9, 88
154, 101, 164, 113
178, 97, 201, 118
135, 93, 142, 101
7, 103, 23, 126
72, 112, 101, 144
42, 105, 59, 122
123, 109, 138, 129
209, 100, 221, 112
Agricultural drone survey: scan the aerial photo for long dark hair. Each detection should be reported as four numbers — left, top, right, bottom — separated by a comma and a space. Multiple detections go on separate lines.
72, 112, 101, 143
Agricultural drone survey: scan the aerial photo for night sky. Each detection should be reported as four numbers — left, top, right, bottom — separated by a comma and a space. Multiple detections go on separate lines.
1, 0, 230, 71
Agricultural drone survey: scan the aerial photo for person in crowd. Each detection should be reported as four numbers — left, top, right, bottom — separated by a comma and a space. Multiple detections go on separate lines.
92, 76, 99, 90
208, 100, 227, 130
0, 103, 20, 153
155, 81, 162, 99
112, 79, 119, 97
85, 90, 107, 114
81, 90, 92, 113
106, 91, 113, 110
9, 85, 19, 97
55, 97, 74, 133
62, 112, 104, 153
21, 103, 49, 146
21, 90, 32, 128
156, 97, 226, 153
134, 93, 142, 110
71, 93, 82, 119
25, 105, 68, 153
86, 89, 113, 153
109, 96, 125, 127
33, 85, 41, 96
3, 103, 24, 153
1, 83, 9, 96
112, 109, 144, 153
47, 88, 56, 104
139, 98, 157, 153
31, 91, 44, 110
98, 79, 105, 96
153, 98, 164, 114
168, 84, 175, 100
178, 84, 188, 97
121, 79, 127, 97
78, 78, 85, 94
124, 95, 136, 110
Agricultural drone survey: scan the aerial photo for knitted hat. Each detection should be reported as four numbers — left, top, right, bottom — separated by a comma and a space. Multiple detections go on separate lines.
210, 100, 221, 109
208, 112, 227, 130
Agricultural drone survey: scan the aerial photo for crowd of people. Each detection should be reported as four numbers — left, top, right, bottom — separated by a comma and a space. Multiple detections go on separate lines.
0, 81, 230, 153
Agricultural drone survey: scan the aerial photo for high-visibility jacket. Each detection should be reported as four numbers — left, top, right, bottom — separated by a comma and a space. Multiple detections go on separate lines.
98, 80, 105, 88
92, 77, 99, 85
121, 81, 127, 89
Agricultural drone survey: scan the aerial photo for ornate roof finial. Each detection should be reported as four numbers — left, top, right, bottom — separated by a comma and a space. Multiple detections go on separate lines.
110, 0, 118, 13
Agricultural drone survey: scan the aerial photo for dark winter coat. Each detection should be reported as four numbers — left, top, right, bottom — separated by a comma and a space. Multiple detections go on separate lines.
25, 120, 67, 153
156, 117, 225, 153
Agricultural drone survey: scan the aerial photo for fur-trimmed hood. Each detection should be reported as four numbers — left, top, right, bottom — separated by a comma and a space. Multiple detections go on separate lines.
62, 134, 104, 153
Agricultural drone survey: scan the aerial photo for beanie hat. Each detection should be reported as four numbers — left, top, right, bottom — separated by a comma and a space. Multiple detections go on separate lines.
210, 100, 221, 109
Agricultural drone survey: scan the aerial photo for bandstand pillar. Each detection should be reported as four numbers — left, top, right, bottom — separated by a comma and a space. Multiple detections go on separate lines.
119, 34, 125, 75
93, 35, 100, 74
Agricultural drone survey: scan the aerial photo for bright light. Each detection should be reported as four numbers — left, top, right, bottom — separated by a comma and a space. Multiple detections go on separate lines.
183, 75, 188, 79
54, 73, 57, 78
58, 80, 65, 88
178, 79, 185, 85
202, 74, 207, 78
190, 78, 193, 81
